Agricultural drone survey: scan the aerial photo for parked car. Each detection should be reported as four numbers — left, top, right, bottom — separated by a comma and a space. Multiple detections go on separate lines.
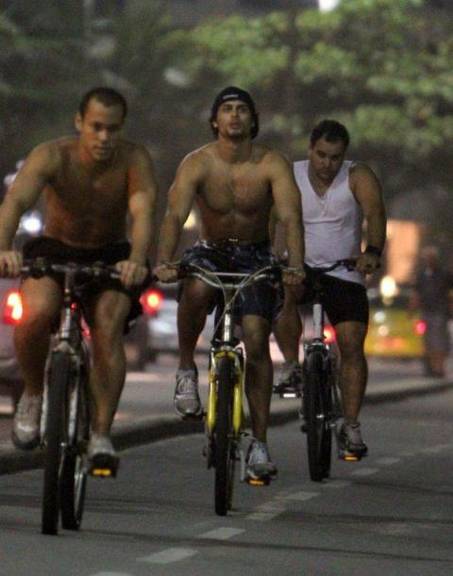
365, 286, 426, 360
0, 277, 24, 409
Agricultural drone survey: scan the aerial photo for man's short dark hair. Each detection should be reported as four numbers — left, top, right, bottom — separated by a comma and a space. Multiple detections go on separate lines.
209, 86, 259, 139
79, 87, 128, 120
310, 119, 350, 148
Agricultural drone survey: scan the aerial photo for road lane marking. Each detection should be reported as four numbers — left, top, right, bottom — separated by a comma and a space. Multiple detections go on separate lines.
322, 480, 352, 489
375, 457, 400, 465
420, 446, 445, 455
198, 527, 245, 540
350, 467, 379, 476
139, 548, 197, 564
281, 491, 319, 501
91, 573, 133, 576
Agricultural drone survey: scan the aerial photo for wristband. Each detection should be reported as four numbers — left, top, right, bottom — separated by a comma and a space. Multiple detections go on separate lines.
365, 245, 382, 257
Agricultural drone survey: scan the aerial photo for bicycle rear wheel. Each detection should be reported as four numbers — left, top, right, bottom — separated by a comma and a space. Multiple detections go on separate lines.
214, 356, 236, 516
60, 356, 90, 531
42, 351, 71, 535
303, 350, 332, 482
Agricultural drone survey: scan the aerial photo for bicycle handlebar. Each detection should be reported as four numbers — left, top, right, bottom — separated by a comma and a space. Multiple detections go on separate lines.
21, 258, 121, 281
177, 262, 282, 291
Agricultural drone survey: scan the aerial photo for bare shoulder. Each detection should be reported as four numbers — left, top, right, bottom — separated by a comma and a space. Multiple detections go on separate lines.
349, 162, 380, 186
177, 143, 213, 178
256, 145, 292, 175
23, 137, 69, 174
120, 140, 154, 165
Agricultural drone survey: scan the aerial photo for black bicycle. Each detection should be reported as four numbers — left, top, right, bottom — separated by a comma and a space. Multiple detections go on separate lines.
22, 259, 119, 535
178, 262, 281, 515
301, 260, 357, 482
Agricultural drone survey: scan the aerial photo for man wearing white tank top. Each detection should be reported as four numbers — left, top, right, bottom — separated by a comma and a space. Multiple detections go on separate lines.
273, 119, 386, 459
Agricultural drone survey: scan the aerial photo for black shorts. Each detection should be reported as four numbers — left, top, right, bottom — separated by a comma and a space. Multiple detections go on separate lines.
179, 240, 279, 324
22, 236, 150, 326
301, 266, 369, 326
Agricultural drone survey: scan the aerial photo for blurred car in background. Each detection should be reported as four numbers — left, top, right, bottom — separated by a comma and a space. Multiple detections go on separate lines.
365, 278, 426, 360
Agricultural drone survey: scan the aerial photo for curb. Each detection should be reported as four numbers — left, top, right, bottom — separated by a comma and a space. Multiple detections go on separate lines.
0, 378, 450, 476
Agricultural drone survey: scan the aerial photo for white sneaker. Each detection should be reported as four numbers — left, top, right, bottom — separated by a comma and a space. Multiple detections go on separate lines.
88, 434, 119, 477
246, 440, 278, 480
174, 368, 202, 418
12, 392, 42, 450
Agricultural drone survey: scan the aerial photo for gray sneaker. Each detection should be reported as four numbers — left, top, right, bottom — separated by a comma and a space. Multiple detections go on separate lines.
338, 422, 368, 460
246, 440, 278, 480
12, 392, 42, 450
88, 434, 119, 477
174, 368, 202, 418
273, 361, 303, 397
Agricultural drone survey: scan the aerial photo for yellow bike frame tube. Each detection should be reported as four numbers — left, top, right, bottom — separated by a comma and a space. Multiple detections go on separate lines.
233, 354, 244, 435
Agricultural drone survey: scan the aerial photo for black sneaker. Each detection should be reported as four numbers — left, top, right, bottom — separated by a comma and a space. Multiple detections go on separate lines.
273, 361, 303, 397
338, 422, 368, 461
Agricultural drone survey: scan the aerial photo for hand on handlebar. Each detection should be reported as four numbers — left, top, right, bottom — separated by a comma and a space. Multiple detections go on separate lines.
115, 260, 148, 288
152, 262, 179, 283
282, 266, 305, 286
0, 250, 23, 278
355, 252, 380, 275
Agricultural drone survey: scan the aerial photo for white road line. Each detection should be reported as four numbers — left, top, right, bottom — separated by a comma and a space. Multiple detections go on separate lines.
198, 527, 245, 540
420, 446, 445, 455
322, 480, 352, 489
90, 573, 133, 576
281, 491, 319, 502
246, 512, 281, 521
375, 457, 400, 465
350, 467, 379, 476
139, 548, 198, 564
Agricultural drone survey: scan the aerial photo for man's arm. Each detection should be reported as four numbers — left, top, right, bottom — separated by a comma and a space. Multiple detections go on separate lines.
268, 152, 304, 279
0, 143, 55, 276
350, 164, 386, 274
154, 153, 202, 281
117, 145, 158, 287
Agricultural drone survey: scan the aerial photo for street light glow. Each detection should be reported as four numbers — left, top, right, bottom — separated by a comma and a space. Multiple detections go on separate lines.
319, 0, 340, 11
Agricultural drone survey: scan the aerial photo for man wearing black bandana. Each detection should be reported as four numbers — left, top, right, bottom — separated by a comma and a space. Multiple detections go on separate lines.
154, 86, 304, 480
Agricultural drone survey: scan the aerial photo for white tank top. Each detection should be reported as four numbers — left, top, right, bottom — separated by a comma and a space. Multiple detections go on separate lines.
294, 160, 364, 285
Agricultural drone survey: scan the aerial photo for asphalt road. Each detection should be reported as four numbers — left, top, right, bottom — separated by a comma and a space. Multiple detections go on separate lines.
1, 380, 452, 576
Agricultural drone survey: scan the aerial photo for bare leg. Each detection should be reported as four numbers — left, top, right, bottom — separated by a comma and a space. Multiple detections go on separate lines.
242, 315, 273, 442
14, 277, 62, 395
177, 278, 215, 369
88, 290, 131, 436
335, 321, 368, 424
273, 286, 302, 363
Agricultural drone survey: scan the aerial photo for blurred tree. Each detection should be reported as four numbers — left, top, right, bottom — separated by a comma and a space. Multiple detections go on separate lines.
182, 0, 453, 204
0, 1, 98, 181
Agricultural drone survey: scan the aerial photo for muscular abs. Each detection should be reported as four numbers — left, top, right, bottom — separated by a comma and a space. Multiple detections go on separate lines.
44, 143, 129, 247
196, 158, 273, 242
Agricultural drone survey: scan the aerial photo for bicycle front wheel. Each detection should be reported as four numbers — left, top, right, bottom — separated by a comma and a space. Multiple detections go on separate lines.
214, 356, 236, 516
303, 350, 332, 482
60, 355, 90, 531
42, 351, 71, 535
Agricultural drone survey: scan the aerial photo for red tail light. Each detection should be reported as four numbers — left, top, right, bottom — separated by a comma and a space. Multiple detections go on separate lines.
414, 319, 426, 336
3, 290, 23, 325
324, 325, 336, 344
141, 288, 163, 316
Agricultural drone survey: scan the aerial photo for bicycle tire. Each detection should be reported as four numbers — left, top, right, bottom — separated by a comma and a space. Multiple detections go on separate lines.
60, 355, 90, 531
214, 356, 236, 516
42, 351, 71, 535
303, 349, 332, 482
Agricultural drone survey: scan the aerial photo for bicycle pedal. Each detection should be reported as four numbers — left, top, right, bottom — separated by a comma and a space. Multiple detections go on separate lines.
89, 454, 119, 478
246, 476, 271, 487
338, 451, 361, 463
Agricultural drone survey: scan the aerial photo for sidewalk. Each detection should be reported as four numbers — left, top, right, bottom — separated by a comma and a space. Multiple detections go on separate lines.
0, 356, 451, 475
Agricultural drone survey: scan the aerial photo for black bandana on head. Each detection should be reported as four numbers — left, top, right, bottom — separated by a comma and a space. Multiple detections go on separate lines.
210, 86, 259, 138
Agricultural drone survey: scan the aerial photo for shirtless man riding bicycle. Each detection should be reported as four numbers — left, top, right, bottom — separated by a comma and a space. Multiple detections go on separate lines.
153, 86, 304, 480
0, 87, 157, 470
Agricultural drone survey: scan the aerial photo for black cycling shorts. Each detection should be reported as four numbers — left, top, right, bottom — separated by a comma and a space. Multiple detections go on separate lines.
179, 239, 279, 324
300, 266, 369, 326
22, 236, 150, 326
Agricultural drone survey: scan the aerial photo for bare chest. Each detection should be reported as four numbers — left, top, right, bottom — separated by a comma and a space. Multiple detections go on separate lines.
199, 165, 271, 214
49, 162, 128, 216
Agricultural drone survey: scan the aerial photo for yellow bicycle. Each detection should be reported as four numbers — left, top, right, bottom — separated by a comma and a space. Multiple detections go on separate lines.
180, 262, 280, 516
